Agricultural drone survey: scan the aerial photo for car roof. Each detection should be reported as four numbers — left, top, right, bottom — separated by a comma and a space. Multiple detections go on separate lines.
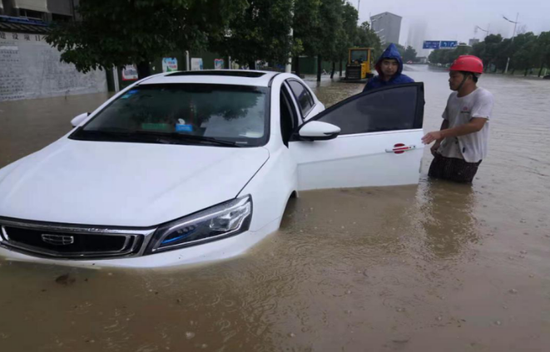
140, 70, 281, 87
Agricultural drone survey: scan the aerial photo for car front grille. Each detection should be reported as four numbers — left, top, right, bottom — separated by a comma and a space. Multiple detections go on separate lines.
0, 218, 156, 259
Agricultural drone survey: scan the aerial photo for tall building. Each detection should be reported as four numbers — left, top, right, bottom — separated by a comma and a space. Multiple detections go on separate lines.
406, 20, 428, 56
370, 12, 402, 45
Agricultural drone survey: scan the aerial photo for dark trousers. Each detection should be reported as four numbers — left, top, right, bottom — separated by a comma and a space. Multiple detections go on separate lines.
428, 154, 482, 183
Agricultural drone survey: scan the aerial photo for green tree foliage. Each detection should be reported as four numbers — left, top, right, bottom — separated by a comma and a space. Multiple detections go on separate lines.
210, 0, 294, 69
394, 43, 405, 58
46, 0, 248, 78
403, 46, 417, 63
354, 22, 382, 61
428, 45, 473, 66
535, 32, 550, 75
469, 32, 550, 75
316, 0, 344, 80
293, 0, 322, 58
333, 2, 358, 65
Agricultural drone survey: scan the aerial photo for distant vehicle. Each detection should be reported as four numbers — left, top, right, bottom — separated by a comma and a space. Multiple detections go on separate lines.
406, 60, 413, 64
344, 48, 374, 82
0, 71, 425, 268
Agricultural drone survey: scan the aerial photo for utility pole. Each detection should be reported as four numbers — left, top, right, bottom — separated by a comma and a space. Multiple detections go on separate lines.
503, 13, 519, 74
286, 2, 294, 73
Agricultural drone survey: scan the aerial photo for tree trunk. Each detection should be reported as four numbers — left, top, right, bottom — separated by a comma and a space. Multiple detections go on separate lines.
330, 61, 335, 79
294, 56, 300, 77
339, 60, 343, 77
317, 55, 322, 82
524, 68, 528, 76
248, 60, 256, 70
538, 66, 544, 77
137, 62, 151, 79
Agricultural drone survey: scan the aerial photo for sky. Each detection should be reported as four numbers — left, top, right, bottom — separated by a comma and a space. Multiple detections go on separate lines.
351, 0, 550, 49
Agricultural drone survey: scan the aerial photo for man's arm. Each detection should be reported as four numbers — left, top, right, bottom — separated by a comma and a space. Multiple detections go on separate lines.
429, 119, 449, 155
423, 118, 487, 145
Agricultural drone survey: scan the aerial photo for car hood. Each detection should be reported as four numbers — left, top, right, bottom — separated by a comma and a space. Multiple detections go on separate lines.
0, 140, 269, 227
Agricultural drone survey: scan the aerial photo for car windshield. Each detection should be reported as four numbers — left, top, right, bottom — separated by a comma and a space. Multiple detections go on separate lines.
71, 84, 269, 147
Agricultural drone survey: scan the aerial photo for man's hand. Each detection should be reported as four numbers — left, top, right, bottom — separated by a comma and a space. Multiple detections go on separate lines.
430, 140, 441, 156
422, 131, 443, 145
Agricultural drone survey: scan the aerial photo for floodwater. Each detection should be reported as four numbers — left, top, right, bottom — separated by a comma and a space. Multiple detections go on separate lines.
0, 66, 549, 351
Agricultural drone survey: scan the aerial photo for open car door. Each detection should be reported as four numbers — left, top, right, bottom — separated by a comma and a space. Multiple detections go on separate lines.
290, 83, 425, 191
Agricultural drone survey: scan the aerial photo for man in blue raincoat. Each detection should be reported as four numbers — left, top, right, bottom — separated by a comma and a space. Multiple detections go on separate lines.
363, 43, 414, 92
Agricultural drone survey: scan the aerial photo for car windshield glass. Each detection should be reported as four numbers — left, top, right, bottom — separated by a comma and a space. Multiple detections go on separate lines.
71, 84, 269, 147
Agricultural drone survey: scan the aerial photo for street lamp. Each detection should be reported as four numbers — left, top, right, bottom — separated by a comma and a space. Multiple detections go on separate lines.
503, 13, 519, 74
474, 25, 490, 36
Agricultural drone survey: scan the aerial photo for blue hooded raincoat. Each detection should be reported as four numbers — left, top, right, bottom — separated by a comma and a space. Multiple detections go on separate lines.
363, 43, 414, 92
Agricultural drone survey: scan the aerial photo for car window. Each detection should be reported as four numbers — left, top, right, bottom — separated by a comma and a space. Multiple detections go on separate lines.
280, 85, 298, 146
314, 84, 423, 135
287, 80, 314, 116
72, 84, 269, 147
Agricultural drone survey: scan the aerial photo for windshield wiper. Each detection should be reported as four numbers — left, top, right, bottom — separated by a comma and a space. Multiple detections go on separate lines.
134, 131, 243, 147
74, 129, 244, 147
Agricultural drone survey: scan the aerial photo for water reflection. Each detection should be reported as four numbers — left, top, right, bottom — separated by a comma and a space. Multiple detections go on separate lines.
417, 180, 479, 259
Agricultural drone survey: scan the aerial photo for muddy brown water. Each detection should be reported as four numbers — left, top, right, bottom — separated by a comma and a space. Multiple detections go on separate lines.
0, 66, 549, 351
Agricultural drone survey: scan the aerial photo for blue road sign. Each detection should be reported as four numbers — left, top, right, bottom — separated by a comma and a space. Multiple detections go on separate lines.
423, 41, 440, 50
440, 41, 458, 49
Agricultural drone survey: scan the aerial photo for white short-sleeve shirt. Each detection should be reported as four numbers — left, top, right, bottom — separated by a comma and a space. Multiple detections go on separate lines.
438, 87, 494, 163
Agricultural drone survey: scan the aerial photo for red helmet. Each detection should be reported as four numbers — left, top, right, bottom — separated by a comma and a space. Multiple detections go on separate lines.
450, 55, 483, 74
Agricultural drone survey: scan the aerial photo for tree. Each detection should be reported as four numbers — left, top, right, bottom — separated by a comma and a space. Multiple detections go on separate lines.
292, 0, 322, 76
293, 0, 343, 81
479, 34, 503, 72
332, 1, 358, 77
507, 32, 536, 74
355, 21, 382, 61
394, 43, 406, 58
46, 0, 247, 78
316, 0, 344, 81
535, 32, 550, 76
211, 0, 294, 69
512, 38, 537, 75
403, 46, 417, 62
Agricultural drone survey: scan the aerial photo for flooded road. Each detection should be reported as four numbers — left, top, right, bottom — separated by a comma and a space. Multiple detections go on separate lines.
0, 66, 549, 351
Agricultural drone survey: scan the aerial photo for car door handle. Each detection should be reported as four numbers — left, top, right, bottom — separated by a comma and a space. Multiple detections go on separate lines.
385, 144, 416, 154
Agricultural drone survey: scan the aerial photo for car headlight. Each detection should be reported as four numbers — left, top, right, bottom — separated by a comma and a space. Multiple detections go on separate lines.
146, 195, 252, 254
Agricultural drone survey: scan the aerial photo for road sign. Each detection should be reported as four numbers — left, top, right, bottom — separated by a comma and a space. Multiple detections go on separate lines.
440, 41, 458, 49
423, 41, 440, 50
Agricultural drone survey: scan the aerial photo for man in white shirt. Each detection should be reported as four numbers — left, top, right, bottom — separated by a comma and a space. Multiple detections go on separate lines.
422, 55, 494, 183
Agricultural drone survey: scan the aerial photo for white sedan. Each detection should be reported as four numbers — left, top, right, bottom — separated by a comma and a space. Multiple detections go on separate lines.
0, 70, 425, 268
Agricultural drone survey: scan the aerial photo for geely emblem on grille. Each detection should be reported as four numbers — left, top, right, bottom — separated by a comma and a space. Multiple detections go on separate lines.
41, 234, 74, 246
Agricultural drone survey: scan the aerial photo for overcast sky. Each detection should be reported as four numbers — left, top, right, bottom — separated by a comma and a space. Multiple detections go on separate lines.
352, 0, 550, 46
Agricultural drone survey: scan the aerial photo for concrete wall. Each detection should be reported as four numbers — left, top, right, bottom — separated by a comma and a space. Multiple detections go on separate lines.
0, 30, 107, 101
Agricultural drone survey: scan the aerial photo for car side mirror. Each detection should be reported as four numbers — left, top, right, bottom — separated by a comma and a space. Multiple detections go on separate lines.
297, 121, 341, 141
71, 112, 89, 127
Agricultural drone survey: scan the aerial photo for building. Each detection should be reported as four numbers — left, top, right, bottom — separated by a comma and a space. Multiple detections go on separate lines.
469, 38, 480, 46
370, 12, 402, 45
0, 0, 107, 102
406, 20, 429, 57
0, 0, 78, 21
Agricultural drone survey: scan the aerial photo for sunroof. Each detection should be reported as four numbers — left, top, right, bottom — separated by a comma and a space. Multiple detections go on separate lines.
167, 71, 266, 78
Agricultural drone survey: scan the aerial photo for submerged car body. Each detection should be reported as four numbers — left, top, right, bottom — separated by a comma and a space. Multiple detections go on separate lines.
0, 70, 425, 268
